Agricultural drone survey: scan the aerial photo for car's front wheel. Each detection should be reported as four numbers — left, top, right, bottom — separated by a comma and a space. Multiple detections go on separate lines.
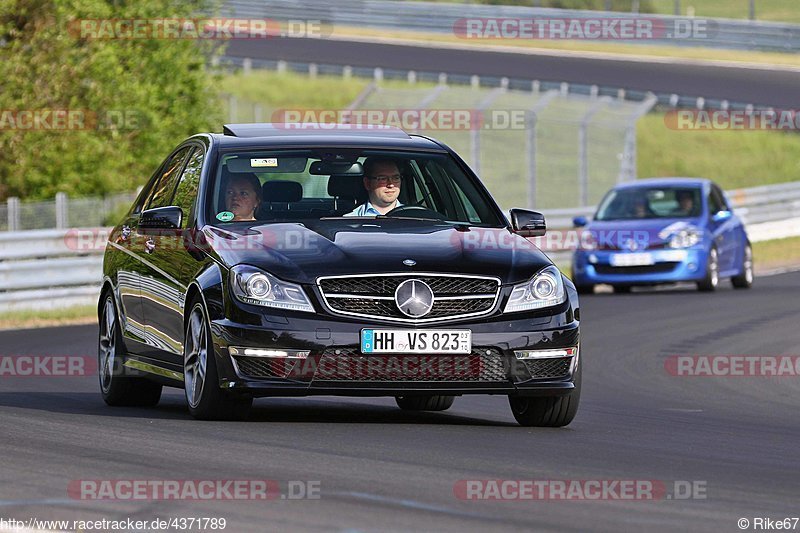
697, 247, 720, 292
395, 395, 455, 411
508, 362, 581, 427
184, 299, 252, 421
98, 294, 162, 407
731, 244, 754, 289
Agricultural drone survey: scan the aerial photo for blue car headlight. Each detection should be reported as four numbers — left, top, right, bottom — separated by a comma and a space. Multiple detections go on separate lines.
504, 265, 566, 313
230, 265, 314, 312
668, 228, 702, 249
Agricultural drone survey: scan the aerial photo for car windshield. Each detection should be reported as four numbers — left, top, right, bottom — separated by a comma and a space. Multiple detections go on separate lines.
595, 186, 702, 221
206, 148, 505, 226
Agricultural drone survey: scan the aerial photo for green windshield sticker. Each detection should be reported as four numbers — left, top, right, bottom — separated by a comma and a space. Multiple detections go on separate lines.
216, 211, 234, 222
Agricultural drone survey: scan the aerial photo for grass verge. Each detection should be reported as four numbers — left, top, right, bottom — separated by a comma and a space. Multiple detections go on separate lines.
753, 235, 800, 273
0, 305, 97, 331
637, 112, 800, 189
404, 0, 800, 25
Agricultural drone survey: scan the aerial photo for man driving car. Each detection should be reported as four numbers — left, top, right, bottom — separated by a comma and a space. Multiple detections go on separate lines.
345, 157, 403, 216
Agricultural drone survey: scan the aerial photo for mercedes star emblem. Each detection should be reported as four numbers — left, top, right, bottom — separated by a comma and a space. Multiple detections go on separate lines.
394, 279, 434, 318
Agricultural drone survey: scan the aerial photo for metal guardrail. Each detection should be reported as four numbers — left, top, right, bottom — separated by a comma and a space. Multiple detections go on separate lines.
1, 181, 798, 310
222, 0, 800, 52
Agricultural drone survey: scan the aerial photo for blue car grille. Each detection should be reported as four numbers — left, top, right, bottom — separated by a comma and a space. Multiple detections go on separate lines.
594, 263, 679, 275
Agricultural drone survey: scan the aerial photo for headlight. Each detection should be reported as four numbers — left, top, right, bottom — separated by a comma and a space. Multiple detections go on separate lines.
504, 265, 566, 313
230, 265, 314, 313
668, 229, 702, 249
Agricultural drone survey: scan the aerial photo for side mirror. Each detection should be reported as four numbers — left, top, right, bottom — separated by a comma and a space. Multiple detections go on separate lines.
510, 208, 546, 237
573, 216, 588, 228
711, 210, 732, 223
139, 206, 182, 232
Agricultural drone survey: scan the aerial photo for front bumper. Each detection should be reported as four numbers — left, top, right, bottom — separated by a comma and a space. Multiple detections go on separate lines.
209, 308, 580, 398
572, 247, 708, 285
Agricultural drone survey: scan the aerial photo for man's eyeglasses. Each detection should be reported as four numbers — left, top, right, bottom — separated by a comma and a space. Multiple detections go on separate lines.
368, 174, 402, 185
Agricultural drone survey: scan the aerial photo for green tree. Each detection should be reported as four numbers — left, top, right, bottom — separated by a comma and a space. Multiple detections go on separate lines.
0, 0, 223, 201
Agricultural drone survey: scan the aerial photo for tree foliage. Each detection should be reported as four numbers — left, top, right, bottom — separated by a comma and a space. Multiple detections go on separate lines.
0, 0, 223, 200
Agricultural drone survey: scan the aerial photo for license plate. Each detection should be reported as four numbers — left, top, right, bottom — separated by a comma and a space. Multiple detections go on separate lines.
361, 329, 472, 354
609, 253, 654, 267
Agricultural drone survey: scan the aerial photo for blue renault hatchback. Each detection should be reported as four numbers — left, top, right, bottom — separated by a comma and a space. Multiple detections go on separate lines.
571, 178, 753, 293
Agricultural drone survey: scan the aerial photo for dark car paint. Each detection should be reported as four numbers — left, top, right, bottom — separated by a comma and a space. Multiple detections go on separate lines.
101, 130, 580, 397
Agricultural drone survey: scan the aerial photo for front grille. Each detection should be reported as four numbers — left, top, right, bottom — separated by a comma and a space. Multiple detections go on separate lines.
312, 349, 508, 382
319, 276, 497, 296
521, 357, 572, 379
594, 262, 679, 275
318, 274, 500, 322
331, 296, 492, 319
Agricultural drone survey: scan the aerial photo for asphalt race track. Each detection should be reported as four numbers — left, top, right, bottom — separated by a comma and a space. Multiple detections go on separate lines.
1, 271, 799, 531
226, 38, 800, 108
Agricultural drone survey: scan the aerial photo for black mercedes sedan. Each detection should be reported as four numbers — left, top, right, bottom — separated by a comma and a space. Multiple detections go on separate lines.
99, 124, 581, 426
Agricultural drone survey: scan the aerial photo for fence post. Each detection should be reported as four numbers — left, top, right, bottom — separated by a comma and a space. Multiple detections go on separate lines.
228, 94, 238, 123
308, 63, 318, 78
242, 57, 252, 75
55, 192, 68, 229
525, 90, 559, 210
618, 94, 657, 183
471, 88, 505, 175
8, 197, 20, 232
254, 103, 263, 123
343, 65, 352, 79
578, 97, 612, 207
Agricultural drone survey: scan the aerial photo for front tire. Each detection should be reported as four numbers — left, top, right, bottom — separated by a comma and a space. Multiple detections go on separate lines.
508, 362, 581, 427
395, 395, 455, 411
184, 299, 252, 421
98, 294, 162, 407
697, 247, 720, 292
731, 244, 754, 289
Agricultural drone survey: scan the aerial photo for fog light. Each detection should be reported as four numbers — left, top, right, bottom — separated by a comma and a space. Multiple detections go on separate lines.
514, 347, 577, 360
687, 263, 698, 272
229, 346, 310, 359
588, 254, 598, 264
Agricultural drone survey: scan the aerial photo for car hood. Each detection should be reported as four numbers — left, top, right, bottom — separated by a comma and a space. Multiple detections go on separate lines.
585, 217, 703, 249
202, 219, 553, 285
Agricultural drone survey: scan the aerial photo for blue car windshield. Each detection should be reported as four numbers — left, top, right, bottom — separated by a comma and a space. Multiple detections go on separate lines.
595, 186, 702, 221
